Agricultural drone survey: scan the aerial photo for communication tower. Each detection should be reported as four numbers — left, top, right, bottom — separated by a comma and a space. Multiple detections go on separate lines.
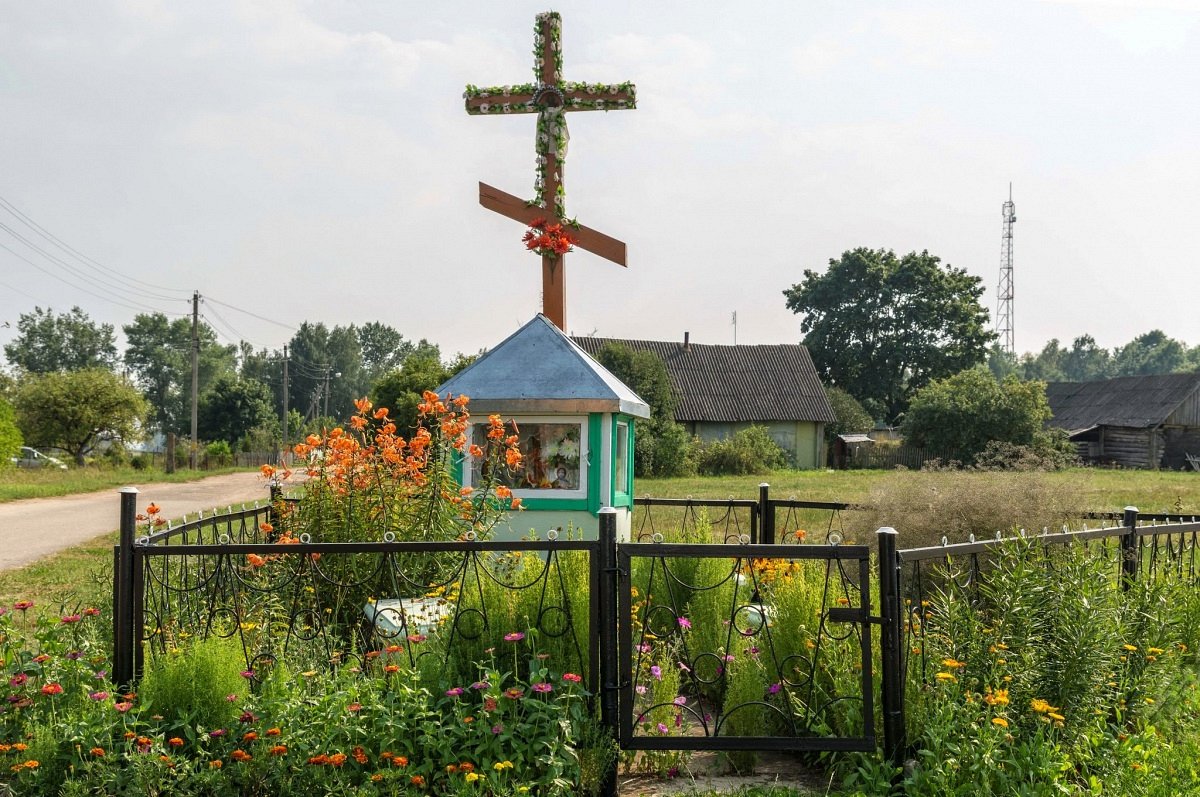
996, 184, 1016, 354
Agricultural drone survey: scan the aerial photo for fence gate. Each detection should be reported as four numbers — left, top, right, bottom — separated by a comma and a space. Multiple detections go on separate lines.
602, 523, 903, 760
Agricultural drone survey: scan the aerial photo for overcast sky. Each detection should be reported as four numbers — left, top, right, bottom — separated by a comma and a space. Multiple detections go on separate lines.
2, 0, 1198, 364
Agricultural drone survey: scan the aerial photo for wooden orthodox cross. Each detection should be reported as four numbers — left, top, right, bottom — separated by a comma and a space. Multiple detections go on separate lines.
465, 11, 636, 330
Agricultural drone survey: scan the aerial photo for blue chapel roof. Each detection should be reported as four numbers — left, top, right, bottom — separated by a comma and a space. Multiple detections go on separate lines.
436, 315, 650, 418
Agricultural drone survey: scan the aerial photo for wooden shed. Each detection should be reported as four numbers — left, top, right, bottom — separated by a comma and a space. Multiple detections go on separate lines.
572, 335, 836, 469
1045, 373, 1200, 469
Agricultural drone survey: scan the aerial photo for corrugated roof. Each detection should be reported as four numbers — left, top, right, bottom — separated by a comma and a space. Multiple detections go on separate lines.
1046, 373, 1200, 430
438, 315, 650, 418
571, 336, 836, 424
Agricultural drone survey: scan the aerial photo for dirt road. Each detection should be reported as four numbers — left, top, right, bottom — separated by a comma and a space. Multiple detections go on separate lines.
0, 472, 278, 571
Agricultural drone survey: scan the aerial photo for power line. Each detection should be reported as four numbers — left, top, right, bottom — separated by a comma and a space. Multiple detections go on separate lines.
0, 240, 175, 316
0, 195, 191, 296
204, 295, 297, 332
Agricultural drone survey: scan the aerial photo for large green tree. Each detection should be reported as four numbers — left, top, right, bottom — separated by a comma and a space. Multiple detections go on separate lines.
783, 248, 994, 420
4, 306, 118, 373
1112, 330, 1187, 377
123, 313, 237, 435
14, 369, 148, 465
594, 342, 692, 477
902, 367, 1056, 463
198, 375, 276, 446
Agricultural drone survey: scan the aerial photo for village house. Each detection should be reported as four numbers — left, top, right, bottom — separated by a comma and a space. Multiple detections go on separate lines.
1046, 372, 1200, 469
573, 334, 836, 469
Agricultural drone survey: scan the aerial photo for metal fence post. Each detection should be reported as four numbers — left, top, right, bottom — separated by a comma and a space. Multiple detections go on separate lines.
269, 483, 282, 527
114, 487, 138, 690
1122, 506, 1139, 590
759, 482, 774, 544
597, 507, 620, 797
876, 526, 906, 767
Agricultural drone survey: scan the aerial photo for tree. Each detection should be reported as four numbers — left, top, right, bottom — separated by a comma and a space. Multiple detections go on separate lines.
370, 353, 451, 433
1113, 330, 1187, 377
0, 398, 22, 467
14, 369, 148, 465
902, 367, 1056, 464
986, 343, 1019, 381
1063, 335, 1112, 382
4, 306, 118, 373
123, 313, 237, 435
783, 248, 994, 420
823, 386, 874, 443
594, 342, 693, 476
198, 375, 276, 446
1019, 339, 1067, 382
357, 322, 418, 383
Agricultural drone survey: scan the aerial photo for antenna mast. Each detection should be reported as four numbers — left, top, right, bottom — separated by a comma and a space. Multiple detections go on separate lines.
996, 184, 1016, 354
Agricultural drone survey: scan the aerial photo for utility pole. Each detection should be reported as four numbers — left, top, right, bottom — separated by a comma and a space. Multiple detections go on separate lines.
281, 344, 289, 466
190, 290, 200, 469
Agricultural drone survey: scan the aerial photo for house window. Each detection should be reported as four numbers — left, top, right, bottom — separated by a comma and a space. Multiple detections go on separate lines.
614, 421, 630, 497
467, 417, 587, 499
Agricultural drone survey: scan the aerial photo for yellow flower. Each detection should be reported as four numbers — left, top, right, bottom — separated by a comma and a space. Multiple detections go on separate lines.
941, 658, 965, 669
991, 717, 1009, 728
1048, 712, 1065, 722
1122, 644, 1138, 652
465, 772, 480, 783
935, 672, 957, 683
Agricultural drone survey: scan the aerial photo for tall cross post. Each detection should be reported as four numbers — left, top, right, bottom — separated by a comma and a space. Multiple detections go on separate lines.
465, 11, 636, 330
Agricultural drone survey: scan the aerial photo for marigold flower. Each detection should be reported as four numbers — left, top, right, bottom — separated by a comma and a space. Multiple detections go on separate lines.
168, 737, 184, 748
329, 752, 347, 767
210, 759, 223, 769
266, 727, 281, 737
90, 747, 105, 757
231, 750, 252, 762
394, 755, 409, 767
308, 754, 328, 765
270, 745, 288, 756
411, 775, 425, 786
243, 731, 258, 742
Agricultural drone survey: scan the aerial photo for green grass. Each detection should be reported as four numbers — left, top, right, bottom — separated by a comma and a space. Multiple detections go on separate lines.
0, 464, 251, 503
637, 467, 1200, 514
0, 528, 117, 613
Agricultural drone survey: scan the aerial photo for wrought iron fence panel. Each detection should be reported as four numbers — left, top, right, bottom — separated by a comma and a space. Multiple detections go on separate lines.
632, 497, 759, 544
615, 541, 876, 752
135, 539, 598, 695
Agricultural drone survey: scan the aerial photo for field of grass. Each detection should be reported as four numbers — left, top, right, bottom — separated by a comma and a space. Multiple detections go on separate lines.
0, 464, 250, 503
637, 467, 1200, 514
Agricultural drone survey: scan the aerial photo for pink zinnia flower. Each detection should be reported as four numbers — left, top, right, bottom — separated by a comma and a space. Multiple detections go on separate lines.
531, 682, 553, 693
445, 687, 464, 697
41, 683, 64, 696
114, 701, 133, 713
657, 722, 669, 734
562, 673, 582, 683
503, 632, 525, 642
61, 614, 82, 624
677, 617, 691, 629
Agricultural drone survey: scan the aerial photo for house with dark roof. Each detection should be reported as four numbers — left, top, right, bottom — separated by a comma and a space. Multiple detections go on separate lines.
573, 334, 836, 469
1046, 373, 1200, 469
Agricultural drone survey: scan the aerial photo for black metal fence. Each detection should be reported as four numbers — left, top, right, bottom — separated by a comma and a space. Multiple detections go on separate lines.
110, 486, 1195, 793
633, 484, 859, 545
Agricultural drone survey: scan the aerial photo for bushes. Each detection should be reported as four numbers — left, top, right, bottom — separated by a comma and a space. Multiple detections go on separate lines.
694, 426, 789, 475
